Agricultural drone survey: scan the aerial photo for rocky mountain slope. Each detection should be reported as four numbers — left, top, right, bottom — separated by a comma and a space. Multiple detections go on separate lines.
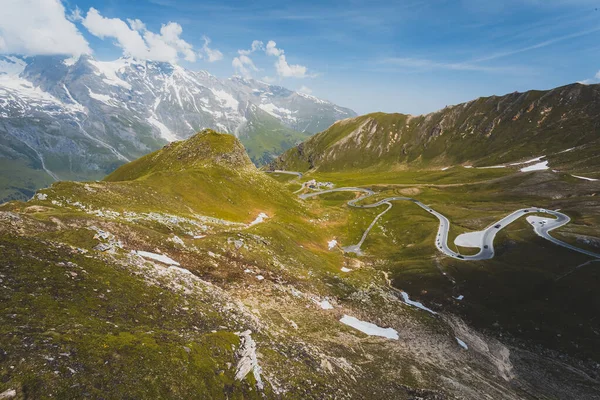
271, 83, 600, 176
0, 54, 355, 203
1, 130, 599, 399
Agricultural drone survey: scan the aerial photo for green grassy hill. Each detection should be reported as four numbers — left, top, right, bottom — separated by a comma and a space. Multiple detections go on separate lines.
2, 129, 600, 399
271, 83, 600, 176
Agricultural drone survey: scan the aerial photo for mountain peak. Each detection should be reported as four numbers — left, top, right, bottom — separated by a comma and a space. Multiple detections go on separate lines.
105, 129, 254, 182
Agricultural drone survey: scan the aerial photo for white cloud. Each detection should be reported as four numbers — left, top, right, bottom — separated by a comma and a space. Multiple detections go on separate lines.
201, 36, 223, 62
239, 40, 264, 55
275, 54, 308, 78
232, 54, 258, 79
298, 85, 312, 94
233, 39, 312, 79
265, 40, 283, 56
264, 40, 310, 78
232, 40, 265, 78
82, 8, 196, 63
127, 19, 146, 32
0, 0, 91, 56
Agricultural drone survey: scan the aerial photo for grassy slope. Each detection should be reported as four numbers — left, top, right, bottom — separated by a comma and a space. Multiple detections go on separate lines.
2, 128, 600, 398
272, 83, 600, 175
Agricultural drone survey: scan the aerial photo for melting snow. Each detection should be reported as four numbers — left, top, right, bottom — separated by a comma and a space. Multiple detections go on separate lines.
400, 292, 437, 315
340, 315, 399, 340
87, 87, 116, 106
249, 213, 269, 226
456, 337, 468, 350
521, 161, 549, 172
88, 58, 133, 90
328, 239, 338, 250
318, 299, 334, 310
441, 167, 451, 171
147, 116, 178, 142
510, 156, 545, 166
259, 103, 297, 121
210, 88, 239, 109
134, 250, 180, 266
455, 295, 464, 301
572, 175, 598, 182
341, 267, 351, 273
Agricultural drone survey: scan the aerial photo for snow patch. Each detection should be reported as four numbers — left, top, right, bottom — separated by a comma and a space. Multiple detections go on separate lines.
328, 239, 338, 250
510, 155, 545, 166
318, 299, 334, 310
341, 267, 351, 273
456, 337, 468, 350
572, 175, 598, 182
249, 213, 269, 226
88, 59, 133, 90
210, 88, 239, 109
134, 250, 180, 266
340, 315, 399, 339
521, 161, 549, 172
147, 116, 178, 142
400, 292, 437, 315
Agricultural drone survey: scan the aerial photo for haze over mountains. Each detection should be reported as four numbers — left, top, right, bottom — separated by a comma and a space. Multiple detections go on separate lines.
0, 54, 355, 202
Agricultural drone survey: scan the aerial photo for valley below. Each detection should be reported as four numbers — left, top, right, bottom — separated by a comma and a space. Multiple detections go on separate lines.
1, 130, 599, 399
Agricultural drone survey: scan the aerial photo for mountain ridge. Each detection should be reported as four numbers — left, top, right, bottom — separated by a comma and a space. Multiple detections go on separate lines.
0, 54, 356, 202
271, 82, 600, 175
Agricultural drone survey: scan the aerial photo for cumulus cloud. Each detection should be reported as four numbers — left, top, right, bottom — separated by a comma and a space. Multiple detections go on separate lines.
82, 8, 196, 63
201, 36, 223, 62
0, 0, 91, 56
264, 40, 309, 78
239, 40, 264, 55
265, 40, 283, 56
232, 54, 258, 78
233, 39, 312, 80
232, 40, 265, 78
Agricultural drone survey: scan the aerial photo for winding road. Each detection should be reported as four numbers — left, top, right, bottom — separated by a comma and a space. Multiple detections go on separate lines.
299, 186, 600, 260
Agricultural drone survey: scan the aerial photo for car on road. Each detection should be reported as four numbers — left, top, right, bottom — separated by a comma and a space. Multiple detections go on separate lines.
457, 255, 465, 259
494, 224, 501, 229
484, 245, 489, 249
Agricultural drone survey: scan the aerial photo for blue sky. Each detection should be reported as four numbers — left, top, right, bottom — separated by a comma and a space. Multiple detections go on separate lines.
5, 0, 600, 114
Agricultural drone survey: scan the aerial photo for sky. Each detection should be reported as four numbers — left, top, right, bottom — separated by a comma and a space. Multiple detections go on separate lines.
1, 0, 600, 115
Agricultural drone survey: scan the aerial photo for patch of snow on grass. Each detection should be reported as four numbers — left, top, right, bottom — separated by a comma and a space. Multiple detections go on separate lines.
572, 175, 598, 182
319, 299, 334, 310
249, 213, 269, 226
134, 250, 180, 266
441, 167, 451, 171
456, 337, 468, 350
520, 161, 549, 172
510, 155, 545, 166
340, 315, 399, 340
328, 239, 338, 250
400, 292, 437, 315
341, 267, 351, 273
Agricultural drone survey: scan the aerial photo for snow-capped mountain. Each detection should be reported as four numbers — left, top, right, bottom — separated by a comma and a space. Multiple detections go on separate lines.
0, 54, 355, 201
